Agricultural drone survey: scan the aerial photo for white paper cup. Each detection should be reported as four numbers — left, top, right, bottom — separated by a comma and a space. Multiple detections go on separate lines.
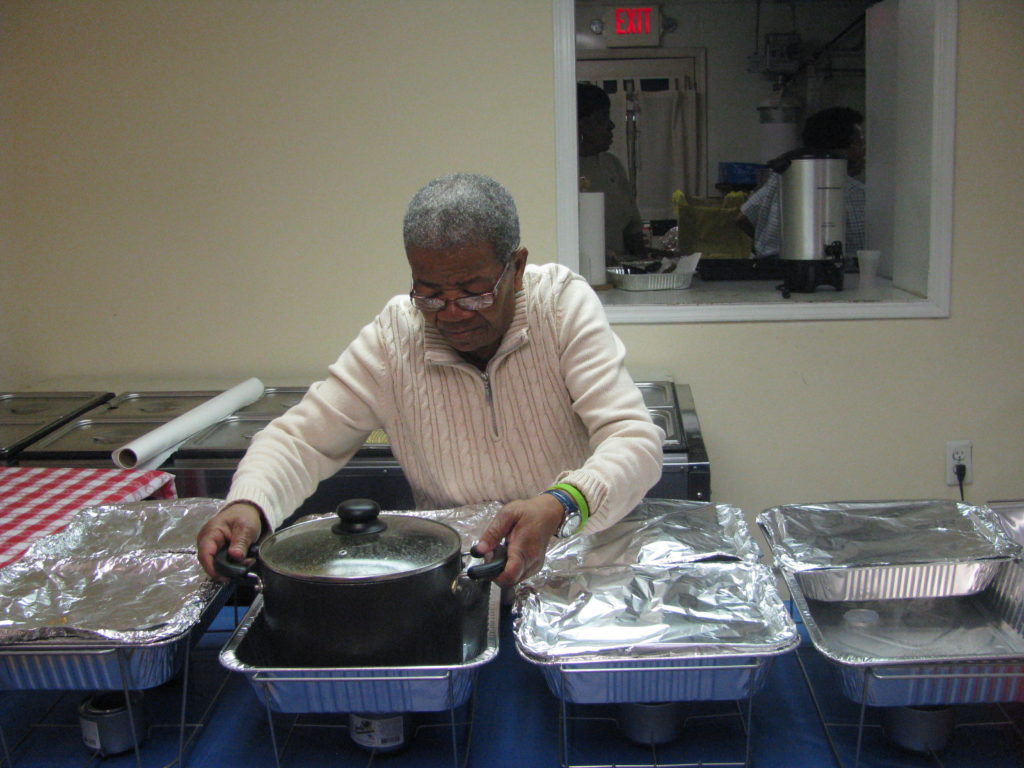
857, 249, 881, 288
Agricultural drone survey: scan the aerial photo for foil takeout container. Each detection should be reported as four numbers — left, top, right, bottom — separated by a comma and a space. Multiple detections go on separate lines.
607, 267, 693, 291
757, 500, 1020, 601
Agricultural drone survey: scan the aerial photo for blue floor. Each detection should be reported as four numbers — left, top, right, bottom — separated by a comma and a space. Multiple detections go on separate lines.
2, 603, 1023, 768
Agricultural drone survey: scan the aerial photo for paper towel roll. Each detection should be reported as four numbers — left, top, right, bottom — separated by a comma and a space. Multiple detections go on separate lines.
112, 377, 265, 470
579, 192, 606, 286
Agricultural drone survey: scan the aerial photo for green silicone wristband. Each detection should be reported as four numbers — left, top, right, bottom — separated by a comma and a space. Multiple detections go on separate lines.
550, 483, 589, 529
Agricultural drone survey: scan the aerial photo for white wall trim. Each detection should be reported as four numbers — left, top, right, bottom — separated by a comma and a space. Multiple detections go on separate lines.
553, 0, 579, 275
603, 297, 949, 324
925, 0, 957, 316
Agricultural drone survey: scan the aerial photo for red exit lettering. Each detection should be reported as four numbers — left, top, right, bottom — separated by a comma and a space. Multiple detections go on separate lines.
615, 7, 652, 35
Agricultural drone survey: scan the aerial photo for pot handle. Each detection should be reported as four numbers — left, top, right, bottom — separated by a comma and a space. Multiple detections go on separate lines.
466, 543, 508, 581
213, 546, 256, 582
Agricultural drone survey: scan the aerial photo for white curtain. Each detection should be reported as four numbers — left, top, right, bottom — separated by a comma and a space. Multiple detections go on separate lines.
636, 89, 700, 219
606, 87, 700, 221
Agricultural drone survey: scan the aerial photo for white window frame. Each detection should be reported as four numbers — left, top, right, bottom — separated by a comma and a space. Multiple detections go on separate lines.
552, 0, 957, 323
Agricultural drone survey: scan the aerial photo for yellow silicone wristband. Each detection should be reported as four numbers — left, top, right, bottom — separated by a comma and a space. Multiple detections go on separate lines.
550, 483, 589, 529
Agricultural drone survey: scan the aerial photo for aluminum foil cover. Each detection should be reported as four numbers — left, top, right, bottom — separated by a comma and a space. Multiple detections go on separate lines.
757, 500, 1020, 572
1, 497, 225, 644
0, 553, 220, 643
26, 497, 222, 559
514, 562, 797, 662
408, 502, 503, 551
539, 500, 760, 575
987, 500, 1024, 548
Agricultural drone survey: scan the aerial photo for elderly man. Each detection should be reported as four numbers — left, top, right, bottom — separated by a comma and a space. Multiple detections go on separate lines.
197, 173, 664, 588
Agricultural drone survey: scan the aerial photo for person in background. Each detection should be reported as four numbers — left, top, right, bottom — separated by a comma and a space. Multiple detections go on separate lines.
577, 83, 647, 262
197, 173, 664, 589
736, 106, 866, 261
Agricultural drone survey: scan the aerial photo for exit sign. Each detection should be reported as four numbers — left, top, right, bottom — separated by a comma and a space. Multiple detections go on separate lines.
603, 6, 661, 47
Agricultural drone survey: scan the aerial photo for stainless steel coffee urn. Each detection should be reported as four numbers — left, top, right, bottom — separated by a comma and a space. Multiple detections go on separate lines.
779, 153, 847, 296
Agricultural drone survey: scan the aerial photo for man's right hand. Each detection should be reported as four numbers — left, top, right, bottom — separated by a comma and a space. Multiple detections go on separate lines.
196, 501, 263, 581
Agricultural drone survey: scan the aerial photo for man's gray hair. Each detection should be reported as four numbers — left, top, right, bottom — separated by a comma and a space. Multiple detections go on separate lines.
403, 174, 520, 263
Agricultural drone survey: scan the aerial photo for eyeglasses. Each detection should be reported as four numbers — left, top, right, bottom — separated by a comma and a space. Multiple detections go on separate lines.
410, 260, 512, 313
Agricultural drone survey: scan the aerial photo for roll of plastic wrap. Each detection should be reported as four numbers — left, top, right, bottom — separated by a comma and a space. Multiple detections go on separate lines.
578, 192, 607, 286
112, 378, 265, 470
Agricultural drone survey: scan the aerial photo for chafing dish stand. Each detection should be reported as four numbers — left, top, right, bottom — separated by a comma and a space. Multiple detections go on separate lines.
786, 566, 1024, 768
0, 585, 233, 768
219, 588, 501, 768
546, 657, 776, 768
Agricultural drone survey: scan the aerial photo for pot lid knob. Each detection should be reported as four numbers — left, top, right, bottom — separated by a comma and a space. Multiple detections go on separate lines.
332, 498, 387, 536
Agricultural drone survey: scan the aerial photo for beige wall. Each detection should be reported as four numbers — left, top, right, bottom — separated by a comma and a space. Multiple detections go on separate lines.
4, 1, 1023, 516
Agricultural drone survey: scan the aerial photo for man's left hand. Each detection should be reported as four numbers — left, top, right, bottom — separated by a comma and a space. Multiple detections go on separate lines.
474, 494, 565, 588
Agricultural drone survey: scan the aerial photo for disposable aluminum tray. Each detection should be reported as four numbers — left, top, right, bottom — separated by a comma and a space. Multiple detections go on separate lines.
219, 589, 500, 714
0, 584, 228, 691
608, 267, 694, 291
757, 500, 1019, 601
515, 562, 799, 705
784, 564, 1024, 706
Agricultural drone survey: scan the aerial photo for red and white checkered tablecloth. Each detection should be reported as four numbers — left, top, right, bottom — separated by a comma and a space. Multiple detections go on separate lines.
0, 467, 177, 569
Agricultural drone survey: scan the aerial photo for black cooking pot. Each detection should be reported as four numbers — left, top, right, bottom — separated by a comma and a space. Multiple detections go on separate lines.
215, 498, 506, 668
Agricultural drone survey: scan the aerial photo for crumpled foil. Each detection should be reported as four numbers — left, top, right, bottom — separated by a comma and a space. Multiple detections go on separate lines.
407, 502, 503, 552
27, 497, 222, 559
1, 497, 226, 645
514, 562, 796, 662
757, 500, 1020, 572
538, 500, 760, 576
986, 500, 1024, 548
0, 553, 220, 643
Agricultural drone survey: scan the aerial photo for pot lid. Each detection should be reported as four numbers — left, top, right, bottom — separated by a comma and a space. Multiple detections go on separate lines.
258, 499, 461, 581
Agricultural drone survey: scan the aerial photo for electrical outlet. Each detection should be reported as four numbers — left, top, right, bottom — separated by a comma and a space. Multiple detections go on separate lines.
945, 440, 973, 486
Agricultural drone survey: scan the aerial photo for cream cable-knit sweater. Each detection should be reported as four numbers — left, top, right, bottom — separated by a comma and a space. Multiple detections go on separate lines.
226, 263, 664, 532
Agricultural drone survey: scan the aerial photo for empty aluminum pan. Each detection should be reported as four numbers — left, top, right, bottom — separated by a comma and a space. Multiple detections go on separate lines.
515, 562, 799, 704
758, 500, 1020, 601
219, 590, 499, 714
792, 560, 1008, 603
784, 563, 1024, 706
